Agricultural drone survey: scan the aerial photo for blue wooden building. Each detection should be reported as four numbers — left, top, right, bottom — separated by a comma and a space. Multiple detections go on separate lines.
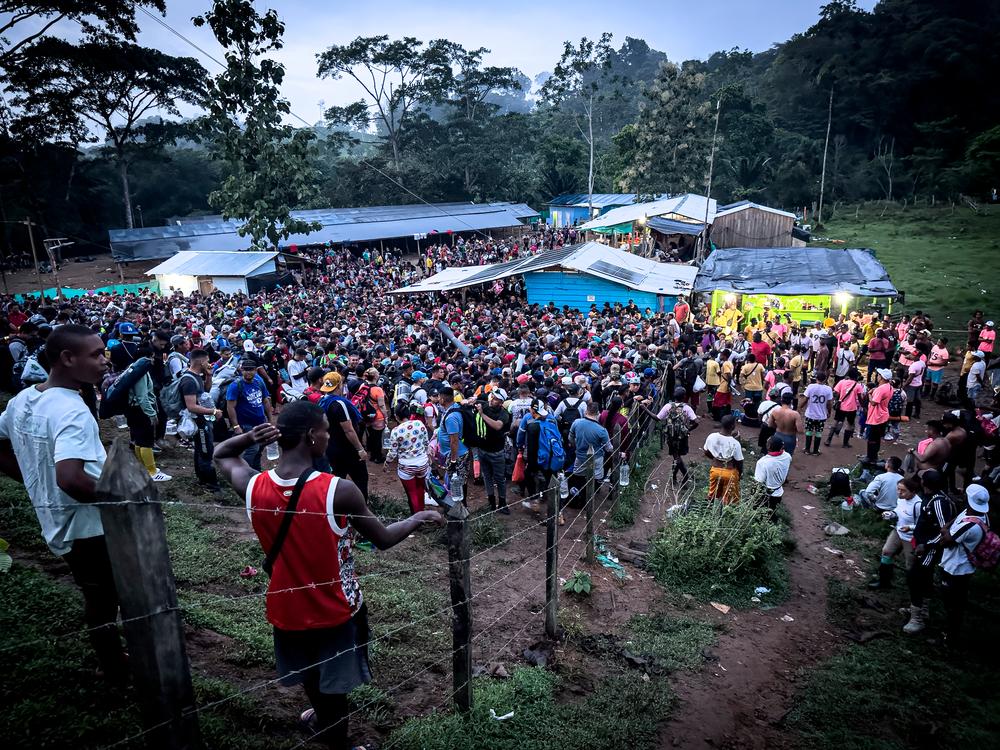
391, 241, 698, 315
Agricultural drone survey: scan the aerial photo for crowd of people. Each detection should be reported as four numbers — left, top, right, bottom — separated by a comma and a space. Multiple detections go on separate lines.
0, 236, 997, 748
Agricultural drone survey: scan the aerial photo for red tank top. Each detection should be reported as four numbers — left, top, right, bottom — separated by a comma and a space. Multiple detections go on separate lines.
247, 470, 362, 630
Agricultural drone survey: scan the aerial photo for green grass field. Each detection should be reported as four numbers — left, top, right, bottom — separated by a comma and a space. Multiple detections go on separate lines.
814, 202, 1000, 328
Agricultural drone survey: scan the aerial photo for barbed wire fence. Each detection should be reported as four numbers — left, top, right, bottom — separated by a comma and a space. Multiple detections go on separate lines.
3, 369, 673, 749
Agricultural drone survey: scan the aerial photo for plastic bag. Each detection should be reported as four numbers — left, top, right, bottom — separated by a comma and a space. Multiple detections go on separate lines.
511, 453, 526, 483
177, 411, 197, 439
692, 375, 707, 393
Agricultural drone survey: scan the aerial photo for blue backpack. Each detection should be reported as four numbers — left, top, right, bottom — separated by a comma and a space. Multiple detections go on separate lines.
320, 393, 363, 432
536, 417, 566, 472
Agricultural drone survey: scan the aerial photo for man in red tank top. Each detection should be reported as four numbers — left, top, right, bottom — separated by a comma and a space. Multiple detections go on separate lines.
215, 401, 441, 750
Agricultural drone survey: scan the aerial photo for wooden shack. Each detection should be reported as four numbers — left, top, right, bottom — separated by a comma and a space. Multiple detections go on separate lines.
710, 201, 796, 249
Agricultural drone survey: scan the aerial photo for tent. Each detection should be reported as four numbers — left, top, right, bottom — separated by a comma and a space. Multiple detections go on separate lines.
694, 246, 898, 327
391, 241, 697, 314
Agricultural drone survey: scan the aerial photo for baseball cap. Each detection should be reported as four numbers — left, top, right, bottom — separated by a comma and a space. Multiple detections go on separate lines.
489, 387, 508, 401
876, 368, 893, 380
170, 334, 186, 347
987, 320, 995, 327
561, 375, 573, 385
320, 372, 342, 393
531, 398, 549, 416
973, 350, 986, 359
966, 484, 990, 513
240, 359, 258, 370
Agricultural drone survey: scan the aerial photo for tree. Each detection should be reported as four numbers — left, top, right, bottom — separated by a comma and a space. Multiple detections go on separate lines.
193, 0, 320, 250
6, 35, 207, 228
317, 35, 454, 171
0, 1, 165, 67
540, 33, 615, 218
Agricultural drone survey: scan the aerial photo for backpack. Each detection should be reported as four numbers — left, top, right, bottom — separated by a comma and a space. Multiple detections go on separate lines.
558, 397, 584, 435
445, 404, 488, 450
392, 379, 413, 419
167, 351, 189, 379
99, 357, 153, 419
827, 467, 852, 500
960, 517, 1000, 571
351, 383, 378, 423
160, 371, 200, 419
888, 388, 905, 416
19, 352, 47, 386
535, 417, 566, 472
321, 393, 363, 434
663, 403, 690, 450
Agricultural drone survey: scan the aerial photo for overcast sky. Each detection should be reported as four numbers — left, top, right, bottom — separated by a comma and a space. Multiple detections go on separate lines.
9, 0, 879, 124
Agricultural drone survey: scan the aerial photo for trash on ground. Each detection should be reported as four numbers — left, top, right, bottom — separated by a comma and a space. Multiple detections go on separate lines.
780, 614, 795, 622
710, 602, 731, 614
754, 586, 771, 595
489, 709, 515, 721
824, 522, 851, 536
824, 546, 845, 556
750, 596, 761, 603
806, 484, 819, 495
239, 565, 258, 578
802, 505, 815, 510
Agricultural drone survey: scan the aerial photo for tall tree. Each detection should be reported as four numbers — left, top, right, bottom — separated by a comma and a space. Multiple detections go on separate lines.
317, 35, 454, 171
193, 0, 320, 250
540, 33, 614, 217
6, 35, 206, 228
0, 1, 165, 66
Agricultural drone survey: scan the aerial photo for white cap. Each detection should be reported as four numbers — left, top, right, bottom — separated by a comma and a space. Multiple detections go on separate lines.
561, 376, 573, 385
490, 387, 508, 401
876, 368, 892, 380
966, 484, 990, 513
973, 350, 986, 359
987, 320, 995, 327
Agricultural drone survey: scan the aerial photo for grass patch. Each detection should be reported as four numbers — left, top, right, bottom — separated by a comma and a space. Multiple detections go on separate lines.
816, 203, 1000, 326
625, 614, 717, 671
0, 475, 46, 553
609, 430, 664, 529
387, 666, 672, 750
0, 564, 293, 750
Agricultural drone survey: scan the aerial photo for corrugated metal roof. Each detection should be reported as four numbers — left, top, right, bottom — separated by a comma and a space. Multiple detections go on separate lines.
578, 194, 717, 231
548, 193, 638, 208
647, 217, 706, 236
715, 201, 796, 220
146, 251, 277, 277
693, 247, 897, 297
390, 241, 698, 296
110, 201, 539, 262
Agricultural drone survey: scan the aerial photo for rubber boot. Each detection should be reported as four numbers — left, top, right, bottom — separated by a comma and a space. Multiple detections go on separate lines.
868, 562, 894, 590
134, 445, 157, 475
825, 425, 839, 447
487, 495, 496, 511
903, 604, 926, 635
843, 429, 854, 448
498, 494, 510, 515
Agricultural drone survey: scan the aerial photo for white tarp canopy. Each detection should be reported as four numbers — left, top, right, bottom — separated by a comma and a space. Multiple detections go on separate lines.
578, 193, 717, 231
390, 241, 698, 296
146, 251, 277, 277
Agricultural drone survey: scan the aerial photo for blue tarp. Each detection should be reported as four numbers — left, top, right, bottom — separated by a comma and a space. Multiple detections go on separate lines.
647, 217, 705, 236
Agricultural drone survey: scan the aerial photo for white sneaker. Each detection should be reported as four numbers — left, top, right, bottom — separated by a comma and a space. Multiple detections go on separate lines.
151, 471, 172, 482
424, 494, 439, 507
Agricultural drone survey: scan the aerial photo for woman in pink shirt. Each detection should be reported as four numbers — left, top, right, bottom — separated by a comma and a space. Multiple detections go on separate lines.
866, 368, 893, 463
925, 337, 950, 398
826, 369, 866, 447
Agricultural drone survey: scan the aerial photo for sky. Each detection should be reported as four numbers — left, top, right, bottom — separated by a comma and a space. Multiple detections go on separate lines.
6, 0, 879, 125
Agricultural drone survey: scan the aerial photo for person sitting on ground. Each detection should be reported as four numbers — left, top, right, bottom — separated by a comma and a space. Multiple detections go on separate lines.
856, 455, 903, 510
703, 414, 744, 504
754, 435, 792, 512
213, 401, 442, 750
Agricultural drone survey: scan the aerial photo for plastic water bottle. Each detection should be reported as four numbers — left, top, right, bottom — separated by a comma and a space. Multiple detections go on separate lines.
266, 442, 280, 462
450, 471, 464, 503
382, 429, 390, 450
558, 471, 569, 500
619, 455, 630, 487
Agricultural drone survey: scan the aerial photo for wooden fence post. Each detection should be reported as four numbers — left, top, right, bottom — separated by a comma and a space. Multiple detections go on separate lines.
584, 457, 596, 564
96, 439, 200, 750
610, 431, 623, 509
544, 481, 560, 639
445, 501, 473, 712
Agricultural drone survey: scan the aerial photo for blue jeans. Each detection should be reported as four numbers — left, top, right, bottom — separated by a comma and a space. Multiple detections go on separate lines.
240, 424, 263, 471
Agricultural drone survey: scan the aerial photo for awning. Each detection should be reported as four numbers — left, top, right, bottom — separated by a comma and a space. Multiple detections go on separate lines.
588, 222, 634, 235
693, 247, 898, 298
647, 217, 705, 236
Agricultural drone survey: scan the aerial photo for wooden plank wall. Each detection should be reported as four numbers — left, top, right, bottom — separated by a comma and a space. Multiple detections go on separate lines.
711, 209, 794, 248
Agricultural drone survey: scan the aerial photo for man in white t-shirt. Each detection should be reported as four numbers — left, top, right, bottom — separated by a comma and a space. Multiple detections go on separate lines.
939, 484, 990, 644
703, 415, 744, 504
754, 436, 792, 511
800, 373, 834, 455
0, 324, 127, 682
967, 350, 987, 403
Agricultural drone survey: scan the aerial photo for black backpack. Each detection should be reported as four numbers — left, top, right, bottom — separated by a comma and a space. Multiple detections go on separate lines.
558, 397, 584, 434
446, 404, 488, 449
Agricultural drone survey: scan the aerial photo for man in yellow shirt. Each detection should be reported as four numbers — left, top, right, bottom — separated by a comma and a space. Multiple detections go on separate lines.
704, 355, 722, 410
710, 349, 734, 420
788, 346, 805, 397
739, 353, 766, 405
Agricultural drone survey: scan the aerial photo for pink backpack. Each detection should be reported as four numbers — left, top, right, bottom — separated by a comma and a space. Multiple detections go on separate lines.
962, 517, 1000, 571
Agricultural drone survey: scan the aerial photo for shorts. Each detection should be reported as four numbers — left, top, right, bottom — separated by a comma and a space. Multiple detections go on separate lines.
834, 408, 856, 423
805, 418, 826, 434
274, 605, 372, 694
927, 369, 944, 384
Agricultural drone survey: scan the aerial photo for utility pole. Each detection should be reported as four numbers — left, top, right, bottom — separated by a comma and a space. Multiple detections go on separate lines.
698, 99, 722, 262
818, 86, 835, 227
23, 217, 44, 298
